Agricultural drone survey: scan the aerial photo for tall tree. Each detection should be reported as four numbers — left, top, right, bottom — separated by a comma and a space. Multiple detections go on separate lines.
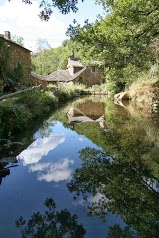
32, 39, 83, 75
8, 0, 88, 20
67, 0, 159, 88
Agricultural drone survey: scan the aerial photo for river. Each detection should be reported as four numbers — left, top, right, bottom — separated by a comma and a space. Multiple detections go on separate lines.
0, 96, 159, 237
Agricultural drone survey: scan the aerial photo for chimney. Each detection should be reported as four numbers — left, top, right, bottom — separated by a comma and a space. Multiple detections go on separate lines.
4, 31, 11, 40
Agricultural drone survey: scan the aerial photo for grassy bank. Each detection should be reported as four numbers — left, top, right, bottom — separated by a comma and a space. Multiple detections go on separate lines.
0, 83, 85, 138
127, 65, 159, 113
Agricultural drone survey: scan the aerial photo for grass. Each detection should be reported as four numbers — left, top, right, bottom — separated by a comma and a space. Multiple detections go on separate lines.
0, 83, 86, 138
125, 64, 159, 114
128, 64, 159, 95
127, 65, 159, 105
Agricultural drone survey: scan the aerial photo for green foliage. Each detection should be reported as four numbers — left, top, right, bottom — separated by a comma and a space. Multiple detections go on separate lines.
88, 82, 116, 94
54, 83, 85, 102
11, 63, 24, 85
67, 99, 159, 237
108, 225, 137, 238
0, 89, 57, 137
9, 0, 85, 20
0, 84, 85, 138
16, 197, 86, 238
104, 80, 116, 94
0, 38, 11, 82
128, 64, 159, 103
9, 0, 159, 92
66, 0, 159, 89
31, 40, 84, 75
15, 89, 58, 117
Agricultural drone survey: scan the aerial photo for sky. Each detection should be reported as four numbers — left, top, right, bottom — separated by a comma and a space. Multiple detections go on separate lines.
0, 0, 105, 52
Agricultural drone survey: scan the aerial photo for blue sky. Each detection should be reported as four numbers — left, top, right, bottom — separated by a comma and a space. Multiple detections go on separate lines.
0, 0, 105, 52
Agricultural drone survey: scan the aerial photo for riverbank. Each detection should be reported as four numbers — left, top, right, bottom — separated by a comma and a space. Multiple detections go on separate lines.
0, 83, 85, 138
128, 77, 159, 115
115, 69, 159, 115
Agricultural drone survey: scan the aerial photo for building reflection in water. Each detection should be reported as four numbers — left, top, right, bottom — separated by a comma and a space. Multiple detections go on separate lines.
67, 99, 107, 130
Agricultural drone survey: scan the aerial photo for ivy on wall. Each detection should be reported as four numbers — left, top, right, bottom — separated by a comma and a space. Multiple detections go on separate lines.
0, 39, 24, 89
0, 38, 11, 83
11, 63, 24, 85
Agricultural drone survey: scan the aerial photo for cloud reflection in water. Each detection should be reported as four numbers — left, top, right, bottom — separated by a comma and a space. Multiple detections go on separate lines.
29, 158, 74, 182
18, 134, 65, 165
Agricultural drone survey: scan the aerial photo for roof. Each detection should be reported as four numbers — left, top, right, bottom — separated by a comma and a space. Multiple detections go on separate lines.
32, 70, 70, 82
0, 35, 31, 52
32, 67, 87, 83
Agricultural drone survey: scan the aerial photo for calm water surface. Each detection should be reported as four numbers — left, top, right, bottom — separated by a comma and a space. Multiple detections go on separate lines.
1, 96, 159, 237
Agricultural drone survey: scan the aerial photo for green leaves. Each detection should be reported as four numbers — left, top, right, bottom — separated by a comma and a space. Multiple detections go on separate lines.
67, 108, 159, 237
16, 197, 86, 238
10, 0, 81, 20
66, 0, 159, 88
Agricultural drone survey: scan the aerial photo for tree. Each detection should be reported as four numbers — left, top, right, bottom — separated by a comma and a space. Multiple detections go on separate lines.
66, 0, 159, 89
32, 38, 83, 75
67, 145, 159, 237
16, 197, 86, 237
67, 107, 159, 238
8, 0, 87, 21
108, 225, 137, 238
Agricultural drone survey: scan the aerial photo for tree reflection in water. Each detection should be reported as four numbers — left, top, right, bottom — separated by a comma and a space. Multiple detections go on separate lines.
0, 162, 10, 185
0, 157, 18, 185
67, 124, 159, 237
16, 197, 86, 238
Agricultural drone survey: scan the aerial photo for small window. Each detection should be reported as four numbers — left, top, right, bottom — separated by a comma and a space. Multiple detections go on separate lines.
91, 66, 96, 73
79, 77, 83, 83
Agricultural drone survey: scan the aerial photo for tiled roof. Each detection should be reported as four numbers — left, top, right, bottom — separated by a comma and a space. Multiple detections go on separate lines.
32, 70, 70, 82
32, 67, 87, 82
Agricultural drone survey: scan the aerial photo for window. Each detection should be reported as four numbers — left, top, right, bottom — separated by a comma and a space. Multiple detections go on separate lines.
91, 66, 96, 73
79, 77, 83, 83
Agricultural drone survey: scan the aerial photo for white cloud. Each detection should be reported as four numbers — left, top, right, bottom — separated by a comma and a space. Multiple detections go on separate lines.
29, 158, 74, 182
78, 193, 105, 207
87, 193, 104, 203
0, 0, 67, 51
18, 134, 65, 165
78, 137, 84, 142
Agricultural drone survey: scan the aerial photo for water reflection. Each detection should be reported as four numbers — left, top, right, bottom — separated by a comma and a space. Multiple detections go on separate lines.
68, 146, 159, 235
16, 197, 86, 238
1, 96, 159, 237
67, 99, 106, 130
0, 156, 18, 185
29, 158, 74, 182
18, 134, 65, 165
67, 98, 159, 237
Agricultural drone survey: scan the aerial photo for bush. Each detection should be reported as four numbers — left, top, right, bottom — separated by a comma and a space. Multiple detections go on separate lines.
0, 84, 85, 137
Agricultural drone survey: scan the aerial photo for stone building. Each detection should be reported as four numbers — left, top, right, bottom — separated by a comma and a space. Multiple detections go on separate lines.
0, 31, 31, 89
31, 55, 105, 87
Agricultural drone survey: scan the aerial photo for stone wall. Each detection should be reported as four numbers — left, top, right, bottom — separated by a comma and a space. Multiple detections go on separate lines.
73, 66, 105, 86
8, 41, 31, 85
0, 36, 31, 87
